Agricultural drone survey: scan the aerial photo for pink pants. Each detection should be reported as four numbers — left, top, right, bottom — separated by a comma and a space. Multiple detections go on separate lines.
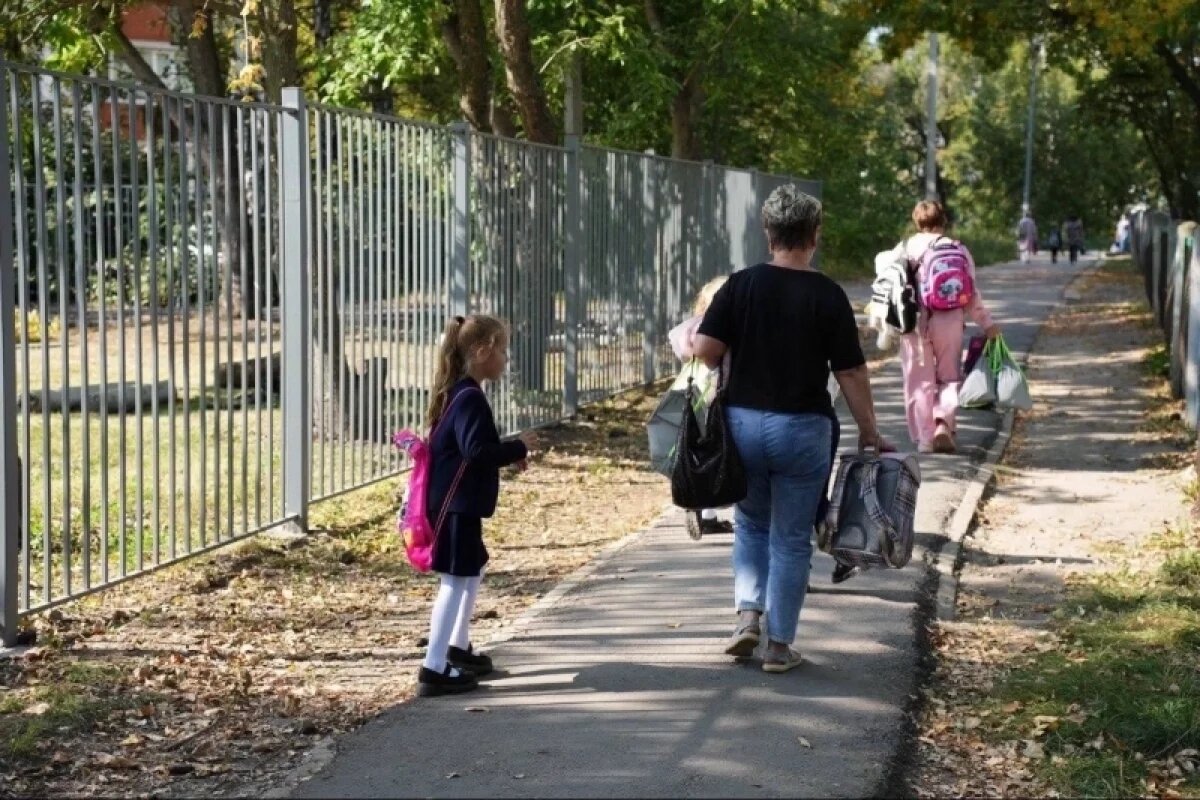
900, 311, 964, 446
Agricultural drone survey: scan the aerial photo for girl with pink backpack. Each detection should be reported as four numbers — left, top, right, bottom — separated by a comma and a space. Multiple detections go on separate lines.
891, 201, 1001, 454
396, 314, 537, 697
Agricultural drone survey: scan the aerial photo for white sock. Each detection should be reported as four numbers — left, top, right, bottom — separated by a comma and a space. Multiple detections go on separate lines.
423, 574, 469, 674
701, 509, 718, 520
449, 572, 484, 651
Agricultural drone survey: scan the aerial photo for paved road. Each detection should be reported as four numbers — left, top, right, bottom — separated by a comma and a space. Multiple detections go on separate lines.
291, 256, 1087, 799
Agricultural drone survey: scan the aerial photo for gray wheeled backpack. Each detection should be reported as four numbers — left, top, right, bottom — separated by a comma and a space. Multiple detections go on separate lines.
818, 452, 922, 569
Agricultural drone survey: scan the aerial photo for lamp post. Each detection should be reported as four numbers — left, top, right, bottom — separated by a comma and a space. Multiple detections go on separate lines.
1021, 37, 1042, 214
925, 32, 939, 201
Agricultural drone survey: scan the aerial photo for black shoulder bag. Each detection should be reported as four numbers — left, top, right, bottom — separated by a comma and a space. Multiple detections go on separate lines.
670, 366, 747, 509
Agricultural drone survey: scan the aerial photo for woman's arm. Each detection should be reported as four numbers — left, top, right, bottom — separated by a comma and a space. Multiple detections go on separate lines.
692, 334, 727, 369
966, 251, 1000, 336
834, 365, 893, 452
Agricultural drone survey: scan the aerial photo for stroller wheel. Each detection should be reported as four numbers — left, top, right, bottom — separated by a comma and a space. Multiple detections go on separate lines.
686, 511, 704, 541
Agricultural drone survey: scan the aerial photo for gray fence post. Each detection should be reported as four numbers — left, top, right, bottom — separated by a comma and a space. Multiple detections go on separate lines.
450, 121, 471, 316
562, 136, 582, 416
0, 64, 20, 645
702, 160, 715, 281
642, 153, 658, 385
1188, 237, 1200, 428
280, 88, 311, 534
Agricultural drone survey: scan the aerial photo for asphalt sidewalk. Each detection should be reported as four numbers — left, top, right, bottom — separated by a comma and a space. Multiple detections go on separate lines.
288, 256, 1088, 799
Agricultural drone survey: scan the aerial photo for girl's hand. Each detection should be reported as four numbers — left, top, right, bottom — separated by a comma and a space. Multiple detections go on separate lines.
984, 324, 1002, 340
514, 459, 529, 473
518, 430, 539, 452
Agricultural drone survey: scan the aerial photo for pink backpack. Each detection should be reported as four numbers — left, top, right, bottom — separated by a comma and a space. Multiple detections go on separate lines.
393, 388, 479, 572
917, 237, 975, 311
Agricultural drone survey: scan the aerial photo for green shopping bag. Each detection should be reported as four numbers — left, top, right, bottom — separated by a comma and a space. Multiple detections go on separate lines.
991, 335, 1032, 410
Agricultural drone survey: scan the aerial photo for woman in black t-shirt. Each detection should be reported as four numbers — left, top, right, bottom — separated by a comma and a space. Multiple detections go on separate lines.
694, 185, 891, 673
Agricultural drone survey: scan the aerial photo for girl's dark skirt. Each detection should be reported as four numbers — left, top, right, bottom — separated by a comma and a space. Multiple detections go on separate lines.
431, 513, 488, 577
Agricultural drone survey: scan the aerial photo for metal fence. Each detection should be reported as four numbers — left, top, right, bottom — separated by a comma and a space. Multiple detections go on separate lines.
0, 59, 820, 642
1130, 210, 1200, 425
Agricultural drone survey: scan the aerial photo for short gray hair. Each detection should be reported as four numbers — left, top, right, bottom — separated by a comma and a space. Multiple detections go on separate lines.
761, 185, 822, 251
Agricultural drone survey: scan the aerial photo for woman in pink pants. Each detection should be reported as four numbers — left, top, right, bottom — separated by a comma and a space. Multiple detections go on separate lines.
893, 201, 1001, 454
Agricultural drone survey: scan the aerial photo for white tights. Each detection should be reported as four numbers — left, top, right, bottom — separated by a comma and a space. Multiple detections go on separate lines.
422, 571, 484, 673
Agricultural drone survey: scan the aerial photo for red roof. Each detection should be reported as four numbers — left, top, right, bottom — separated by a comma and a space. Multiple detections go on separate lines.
121, 2, 171, 43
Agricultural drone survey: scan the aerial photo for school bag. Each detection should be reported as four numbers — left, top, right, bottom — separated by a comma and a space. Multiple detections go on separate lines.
917, 237, 975, 311
871, 253, 919, 335
392, 387, 480, 572
818, 450, 921, 570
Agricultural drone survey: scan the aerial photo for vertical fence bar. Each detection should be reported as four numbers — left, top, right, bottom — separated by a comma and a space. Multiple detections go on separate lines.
563, 137, 581, 417
450, 122, 470, 316
280, 89, 311, 532
641, 155, 657, 385
0, 65, 20, 645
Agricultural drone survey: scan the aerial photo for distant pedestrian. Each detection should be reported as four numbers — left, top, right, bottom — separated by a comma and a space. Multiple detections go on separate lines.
668, 275, 734, 540
893, 200, 1001, 454
692, 185, 891, 673
417, 314, 538, 697
1017, 207, 1038, 264
1114, 214, 1130, 254
1066, 215, 1085, 263
1047, 223, 1063, 264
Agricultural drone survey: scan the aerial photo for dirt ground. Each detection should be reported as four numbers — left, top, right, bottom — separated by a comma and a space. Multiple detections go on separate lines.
909, 258, 1195, 797
0, 386, 675, 798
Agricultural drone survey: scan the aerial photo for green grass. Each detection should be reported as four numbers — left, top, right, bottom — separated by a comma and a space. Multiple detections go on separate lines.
1145, 343, 1171, 380
0, 661, 135, 763
978, 562, 1200, 797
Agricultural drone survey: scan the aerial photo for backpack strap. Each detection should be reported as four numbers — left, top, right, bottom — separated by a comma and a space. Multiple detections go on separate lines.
825, 455, 853, 536
859, 458, 899, 546
428, 386, 485, 544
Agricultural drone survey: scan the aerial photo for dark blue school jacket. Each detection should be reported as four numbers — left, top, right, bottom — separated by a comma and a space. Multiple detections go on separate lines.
426, 377, 528, 520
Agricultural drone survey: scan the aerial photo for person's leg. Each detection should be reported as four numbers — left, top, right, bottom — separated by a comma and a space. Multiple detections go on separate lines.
762, 413, 830, 664
928, 311, 966, 443
900, 332, 938, 449
726, 406, 770, 655
424, 574, 469, 674
449, 570, 484, 651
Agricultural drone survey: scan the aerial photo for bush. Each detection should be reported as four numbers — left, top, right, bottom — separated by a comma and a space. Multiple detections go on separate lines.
13, 310, 61, 344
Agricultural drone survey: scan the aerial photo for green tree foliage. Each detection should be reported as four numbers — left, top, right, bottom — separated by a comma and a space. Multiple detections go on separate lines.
8, 0, 1181, 274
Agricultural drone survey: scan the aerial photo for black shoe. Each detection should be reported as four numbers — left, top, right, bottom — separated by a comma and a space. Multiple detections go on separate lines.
448, 644, 493, 677
686, 511, 704, 541
701, 517, 733, 534
832, 563, 859, 584
417, 665, 479, 697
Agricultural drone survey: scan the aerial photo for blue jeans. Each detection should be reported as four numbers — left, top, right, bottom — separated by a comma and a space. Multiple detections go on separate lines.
727, 406, 832, 645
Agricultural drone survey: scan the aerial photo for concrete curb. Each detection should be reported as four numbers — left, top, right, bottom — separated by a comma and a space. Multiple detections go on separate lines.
932, 408, 1016, 620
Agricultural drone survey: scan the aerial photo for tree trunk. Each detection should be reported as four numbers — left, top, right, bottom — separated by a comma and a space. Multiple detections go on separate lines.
165, 1, 253, 319
258, 0, 301, 105
441, 0, 494, 131
493, 0, 557, 143
670, 75, 702, 160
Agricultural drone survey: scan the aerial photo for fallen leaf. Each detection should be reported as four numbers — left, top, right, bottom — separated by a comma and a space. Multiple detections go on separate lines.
446, 772, 460, 779
1001, 701, 1023, 713
22, 702, 51, 716
1023, 740, 1045, 759
513, 774, 526, 779
798, 737, 812, 749
667, 622, 682, 629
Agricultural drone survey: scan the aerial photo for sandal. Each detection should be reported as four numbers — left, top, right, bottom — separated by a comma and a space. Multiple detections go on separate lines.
762, 647, 804, 673
723, 621, 761, 658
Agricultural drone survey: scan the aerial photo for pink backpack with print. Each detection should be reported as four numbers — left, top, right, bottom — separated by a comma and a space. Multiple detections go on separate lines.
917, 237, 975, 311
393, 388, 478, 572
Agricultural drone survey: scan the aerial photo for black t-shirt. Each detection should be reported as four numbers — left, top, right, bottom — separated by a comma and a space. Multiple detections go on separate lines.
697, 263, 864, 415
